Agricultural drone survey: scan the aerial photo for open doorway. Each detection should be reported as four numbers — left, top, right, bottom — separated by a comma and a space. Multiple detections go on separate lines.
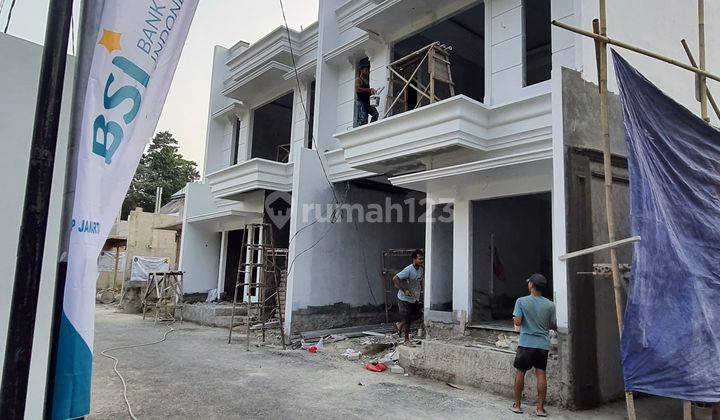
251, 91, 293, 162
471, 193, 552, 327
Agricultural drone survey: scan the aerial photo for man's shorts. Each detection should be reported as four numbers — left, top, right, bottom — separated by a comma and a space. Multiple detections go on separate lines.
397, 300, 422, 325
513, 346, 549, 372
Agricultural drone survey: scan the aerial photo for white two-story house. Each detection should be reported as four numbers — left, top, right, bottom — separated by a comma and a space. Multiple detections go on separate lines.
178, 0, 719, 407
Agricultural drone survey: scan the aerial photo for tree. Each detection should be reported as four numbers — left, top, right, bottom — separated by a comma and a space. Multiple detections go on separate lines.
122, 131, 199, 218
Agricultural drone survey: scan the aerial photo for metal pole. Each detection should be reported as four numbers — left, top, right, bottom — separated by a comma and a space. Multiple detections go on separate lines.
594, 1, 637, 418
0, 1, 73, 417
698, 0, 709, 122
43, 1, 105, 418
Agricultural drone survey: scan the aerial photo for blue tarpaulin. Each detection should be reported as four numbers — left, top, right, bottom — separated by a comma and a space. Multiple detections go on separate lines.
613, 51, 720, 402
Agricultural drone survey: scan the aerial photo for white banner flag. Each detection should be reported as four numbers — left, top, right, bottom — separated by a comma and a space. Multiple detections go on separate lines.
51, 1, 197, 418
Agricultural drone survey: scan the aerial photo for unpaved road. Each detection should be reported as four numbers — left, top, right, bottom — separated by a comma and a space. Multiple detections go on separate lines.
90, 306, 680, 419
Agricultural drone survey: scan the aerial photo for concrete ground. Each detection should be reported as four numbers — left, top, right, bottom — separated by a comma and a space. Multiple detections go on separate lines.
91, 305, 680, 419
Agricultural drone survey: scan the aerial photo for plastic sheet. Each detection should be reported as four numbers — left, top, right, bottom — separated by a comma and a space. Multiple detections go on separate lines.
613, 51, 720, 402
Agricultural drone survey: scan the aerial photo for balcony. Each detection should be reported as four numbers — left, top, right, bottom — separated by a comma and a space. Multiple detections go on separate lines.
205, 158, 293, 200
334, 93, 552, 175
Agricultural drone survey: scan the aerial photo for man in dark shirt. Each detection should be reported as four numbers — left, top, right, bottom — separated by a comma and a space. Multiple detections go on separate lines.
355, 64, 378, 126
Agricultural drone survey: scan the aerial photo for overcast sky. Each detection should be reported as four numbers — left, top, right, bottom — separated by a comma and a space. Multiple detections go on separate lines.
2, 0, 319, 174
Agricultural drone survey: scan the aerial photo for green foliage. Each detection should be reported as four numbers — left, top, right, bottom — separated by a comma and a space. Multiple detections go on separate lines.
121, 131, 199, 218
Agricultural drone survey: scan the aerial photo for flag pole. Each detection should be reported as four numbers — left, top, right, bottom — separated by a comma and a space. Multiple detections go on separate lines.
43, 0, 105, 418
0, 1, 74, 418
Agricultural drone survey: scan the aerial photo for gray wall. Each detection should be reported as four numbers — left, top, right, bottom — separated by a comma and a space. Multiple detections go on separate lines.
562, 67, 630, 407
286, 148, 425, 332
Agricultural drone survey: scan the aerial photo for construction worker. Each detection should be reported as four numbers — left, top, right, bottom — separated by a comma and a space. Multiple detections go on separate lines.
354, 63, 379, 126
510, 273, 557, 417
392, 249, 424, 343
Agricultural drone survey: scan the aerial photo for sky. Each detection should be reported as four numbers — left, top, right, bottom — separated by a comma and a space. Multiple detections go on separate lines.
1, 0, 319, 173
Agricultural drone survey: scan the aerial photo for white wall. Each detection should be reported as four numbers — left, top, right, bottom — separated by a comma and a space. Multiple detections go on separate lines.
177, 183, 221, 293
0, 33, 74, 419
578, 0, 720, 125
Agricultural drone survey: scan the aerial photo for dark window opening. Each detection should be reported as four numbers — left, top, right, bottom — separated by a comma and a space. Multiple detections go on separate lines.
230, 118, 241, 165
471, 193, 552, 327
390, 3, 485, 116
251, 91, 293, 162
523, 0, 552, 86
307, 80, 316, 149
430, 203, 454, 312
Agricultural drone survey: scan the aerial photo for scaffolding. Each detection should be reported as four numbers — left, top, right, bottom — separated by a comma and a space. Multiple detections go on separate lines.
141, 271, 184, 324
227, 223, 287, 351
385, 42, 455, 117
553, 1, 718, 418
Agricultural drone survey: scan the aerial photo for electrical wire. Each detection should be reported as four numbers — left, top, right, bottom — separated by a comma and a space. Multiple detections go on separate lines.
99, 322, 177, 420
3, 0, 16, 33
278, 0, 340, 206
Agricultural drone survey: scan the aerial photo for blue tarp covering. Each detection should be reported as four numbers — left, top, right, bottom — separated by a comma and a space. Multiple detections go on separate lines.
613, 51, 720, 402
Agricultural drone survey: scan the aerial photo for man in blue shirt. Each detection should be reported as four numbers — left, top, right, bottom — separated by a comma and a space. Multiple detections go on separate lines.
392, 250, 424, 343
510, 273, 556, 417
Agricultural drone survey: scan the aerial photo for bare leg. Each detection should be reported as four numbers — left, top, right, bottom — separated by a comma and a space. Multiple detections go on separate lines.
404, 320, 410, 342
513, 370, 525, 410
535, 369, 547, 414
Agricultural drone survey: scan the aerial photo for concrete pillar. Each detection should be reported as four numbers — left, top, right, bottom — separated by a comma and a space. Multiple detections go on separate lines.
452, 198, 472, 326
217, 231, 228, 295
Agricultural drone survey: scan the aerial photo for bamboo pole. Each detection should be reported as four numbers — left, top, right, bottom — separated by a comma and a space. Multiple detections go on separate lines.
698, 0, 709, 122
681, 39, 720, 121
551, 20, 720, 83
594, 1, 637, 418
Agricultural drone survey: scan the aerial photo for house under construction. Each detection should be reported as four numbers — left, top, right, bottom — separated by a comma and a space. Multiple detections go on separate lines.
174, 0, 719, 408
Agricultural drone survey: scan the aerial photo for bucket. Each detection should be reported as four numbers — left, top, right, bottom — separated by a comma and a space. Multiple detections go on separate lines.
369, 95, 380, 107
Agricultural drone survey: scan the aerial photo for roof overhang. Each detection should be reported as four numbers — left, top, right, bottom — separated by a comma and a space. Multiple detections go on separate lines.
187, 209, 263, 232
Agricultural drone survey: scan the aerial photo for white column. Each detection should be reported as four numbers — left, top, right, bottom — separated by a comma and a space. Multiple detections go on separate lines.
216, 230, 228, 296
452, 198, 472, 326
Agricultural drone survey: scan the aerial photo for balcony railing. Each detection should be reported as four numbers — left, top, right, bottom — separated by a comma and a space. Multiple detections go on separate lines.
334, 93, 552, 175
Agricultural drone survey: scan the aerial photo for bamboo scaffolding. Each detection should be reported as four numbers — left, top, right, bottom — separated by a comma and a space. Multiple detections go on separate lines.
698, 0, 709, 122
551, 20, 720, 83
595, 1, 636, 417
555, 2, 720, 417
681, 39, 720, 120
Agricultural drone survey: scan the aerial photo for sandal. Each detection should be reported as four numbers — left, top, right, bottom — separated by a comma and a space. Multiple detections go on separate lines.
509, 404, 524, 414
535, 409, 547, 417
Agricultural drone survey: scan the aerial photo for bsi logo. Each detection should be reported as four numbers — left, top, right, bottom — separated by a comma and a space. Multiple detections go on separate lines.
92, 32, 151, 165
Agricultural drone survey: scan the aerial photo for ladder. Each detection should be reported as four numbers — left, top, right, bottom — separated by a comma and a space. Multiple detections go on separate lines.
227, 223, 287, 350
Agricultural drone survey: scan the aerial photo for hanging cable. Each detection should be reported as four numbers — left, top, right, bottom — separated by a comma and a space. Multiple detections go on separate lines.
3, 0, 17, 33
278, 0, 341, 206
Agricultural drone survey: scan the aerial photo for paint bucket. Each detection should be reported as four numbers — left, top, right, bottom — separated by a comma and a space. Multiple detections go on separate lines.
369, 94, 381, 107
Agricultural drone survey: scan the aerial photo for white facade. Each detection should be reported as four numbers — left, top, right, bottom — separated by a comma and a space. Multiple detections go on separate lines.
185, 0, 719, 337
0, 33, 75, 419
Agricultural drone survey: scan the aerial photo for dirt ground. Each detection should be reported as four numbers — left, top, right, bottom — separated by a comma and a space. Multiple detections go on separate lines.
90, 305, 682, 419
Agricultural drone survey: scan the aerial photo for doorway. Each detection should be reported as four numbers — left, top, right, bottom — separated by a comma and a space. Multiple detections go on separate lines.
471, 193, 552, 325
